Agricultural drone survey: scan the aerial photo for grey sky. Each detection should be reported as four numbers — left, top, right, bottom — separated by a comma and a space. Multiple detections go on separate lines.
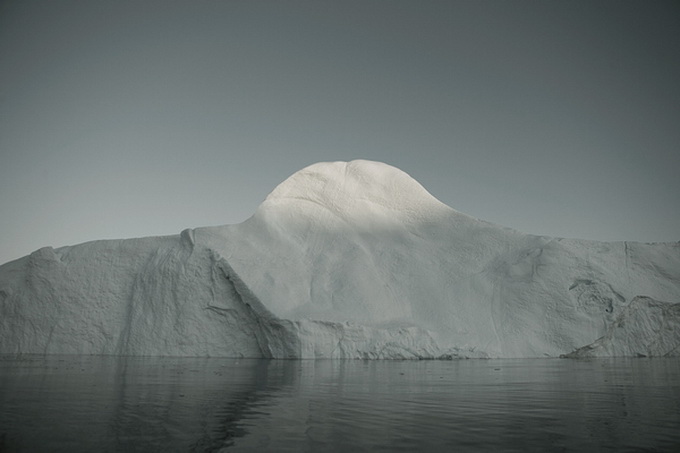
1, 0, 679, 264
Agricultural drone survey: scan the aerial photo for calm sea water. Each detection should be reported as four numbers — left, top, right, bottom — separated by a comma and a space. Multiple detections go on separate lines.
1, 355, 679, 452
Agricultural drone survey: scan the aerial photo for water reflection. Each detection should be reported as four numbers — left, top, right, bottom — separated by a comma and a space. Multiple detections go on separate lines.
1, 356, 679, 452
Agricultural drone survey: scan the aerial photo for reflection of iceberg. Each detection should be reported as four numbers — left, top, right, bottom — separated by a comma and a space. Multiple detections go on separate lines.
2, 357, 679, 450
0, 356, 289, 451
0, 160, 678, 358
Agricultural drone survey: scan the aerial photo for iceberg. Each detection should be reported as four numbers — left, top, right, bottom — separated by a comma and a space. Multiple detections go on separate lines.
1, 160, 678, 358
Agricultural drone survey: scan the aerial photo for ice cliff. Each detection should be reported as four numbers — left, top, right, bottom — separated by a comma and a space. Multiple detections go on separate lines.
1, 160, 679, 358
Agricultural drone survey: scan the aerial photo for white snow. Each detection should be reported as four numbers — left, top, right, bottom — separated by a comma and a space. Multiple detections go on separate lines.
1, 160, 678, 358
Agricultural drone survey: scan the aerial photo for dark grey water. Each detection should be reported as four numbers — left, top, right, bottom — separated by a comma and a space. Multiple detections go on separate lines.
1, 356, 679, 452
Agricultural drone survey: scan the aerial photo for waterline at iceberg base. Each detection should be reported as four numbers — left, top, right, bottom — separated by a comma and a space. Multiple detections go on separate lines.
1, 160, 678, 358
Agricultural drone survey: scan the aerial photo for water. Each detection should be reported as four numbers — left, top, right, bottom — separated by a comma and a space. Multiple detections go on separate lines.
1, 356, 679, 452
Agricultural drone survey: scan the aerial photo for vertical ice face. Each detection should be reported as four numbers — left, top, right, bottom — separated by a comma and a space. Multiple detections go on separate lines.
1, 160, 679, 358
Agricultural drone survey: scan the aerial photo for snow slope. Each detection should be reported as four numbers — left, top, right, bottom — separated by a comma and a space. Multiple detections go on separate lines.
1, 160, 679, 358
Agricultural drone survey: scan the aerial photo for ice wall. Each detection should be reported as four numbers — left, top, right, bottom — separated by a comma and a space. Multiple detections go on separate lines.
1, 160, 678, 358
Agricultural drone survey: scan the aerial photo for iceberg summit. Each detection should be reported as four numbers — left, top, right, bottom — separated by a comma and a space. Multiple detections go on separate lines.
1, 160, 679, 358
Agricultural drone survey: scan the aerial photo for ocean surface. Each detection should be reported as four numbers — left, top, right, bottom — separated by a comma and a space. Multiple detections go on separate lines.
1, 355, 679, 452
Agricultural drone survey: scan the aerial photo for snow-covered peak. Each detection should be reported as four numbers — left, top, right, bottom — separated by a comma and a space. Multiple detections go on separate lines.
257, 160, 451, 227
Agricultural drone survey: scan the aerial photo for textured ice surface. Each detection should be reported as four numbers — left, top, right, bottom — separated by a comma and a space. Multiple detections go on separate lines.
1, 160, 678, 358
564, 296, 680, 358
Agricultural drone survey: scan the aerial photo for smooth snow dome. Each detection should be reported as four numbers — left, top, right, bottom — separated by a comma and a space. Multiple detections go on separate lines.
262, 160, 451, 226
1, 160, 679, 359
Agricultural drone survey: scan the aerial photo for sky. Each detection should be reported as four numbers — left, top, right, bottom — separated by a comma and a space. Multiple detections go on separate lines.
1, 0, 679, 264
